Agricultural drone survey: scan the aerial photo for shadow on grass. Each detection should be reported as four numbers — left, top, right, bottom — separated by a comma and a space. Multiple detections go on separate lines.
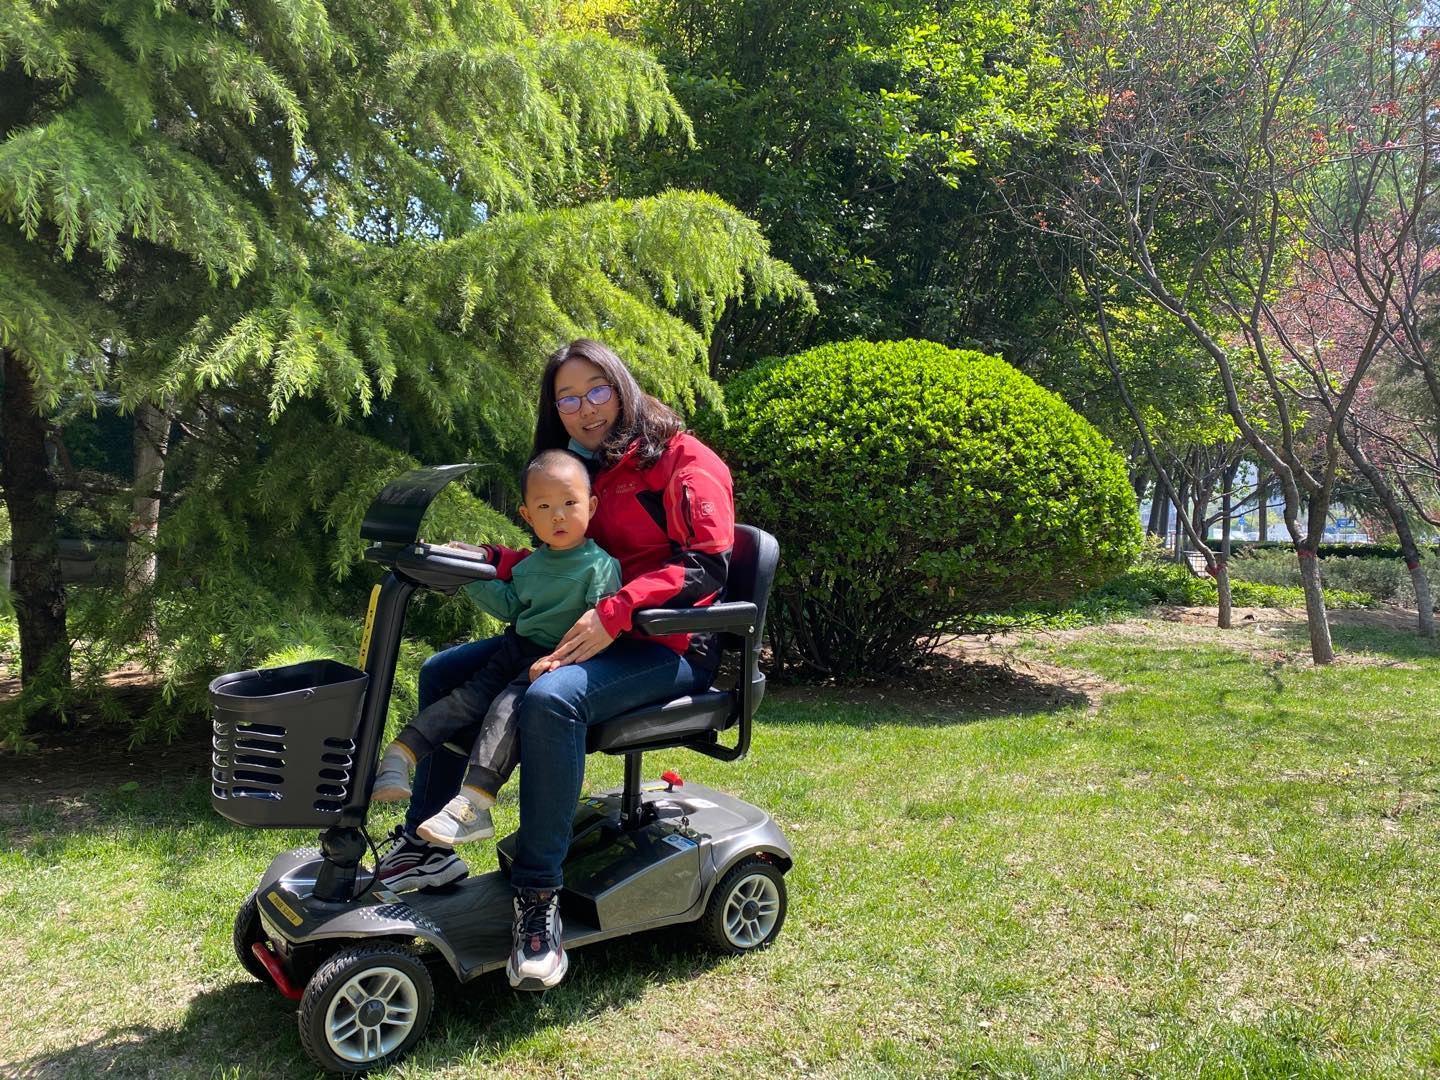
764, 651, 1095, 729
0, 774, 254, 850
12, 927, 725, 1079
1272, 620, 1440, 662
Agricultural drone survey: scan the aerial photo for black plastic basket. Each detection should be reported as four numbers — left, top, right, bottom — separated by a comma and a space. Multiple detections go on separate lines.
210, 659, 370, 828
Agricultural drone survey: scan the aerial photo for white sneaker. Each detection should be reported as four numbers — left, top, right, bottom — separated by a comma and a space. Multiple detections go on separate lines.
415, 795, 495, 846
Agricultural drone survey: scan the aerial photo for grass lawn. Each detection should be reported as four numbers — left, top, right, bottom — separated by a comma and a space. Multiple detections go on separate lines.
3, 614, 1440, 1078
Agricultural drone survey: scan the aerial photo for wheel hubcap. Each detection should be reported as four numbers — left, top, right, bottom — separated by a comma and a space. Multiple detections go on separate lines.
324, 964, 419, 1063
723, 873, 780, 948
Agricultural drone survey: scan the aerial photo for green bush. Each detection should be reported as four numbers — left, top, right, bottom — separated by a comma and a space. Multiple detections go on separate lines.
1230, 547, 1439, 610
0, 611, 16, 671
1226, 580, 1374, 609
701, 339, 1141, 676
1231, 541, 1440, 560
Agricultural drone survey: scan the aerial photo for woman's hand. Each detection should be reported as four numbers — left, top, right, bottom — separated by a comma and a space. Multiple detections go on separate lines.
528, 655, 560, 681
545, 608, 615, 669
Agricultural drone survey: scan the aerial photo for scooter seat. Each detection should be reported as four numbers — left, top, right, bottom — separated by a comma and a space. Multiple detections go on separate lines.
587, 690, 734, 754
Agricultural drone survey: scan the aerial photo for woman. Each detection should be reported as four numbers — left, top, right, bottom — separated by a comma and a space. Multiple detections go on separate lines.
376, 339, 735, 990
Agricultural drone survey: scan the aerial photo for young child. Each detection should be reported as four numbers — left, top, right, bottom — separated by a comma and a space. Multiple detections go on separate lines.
371, 448, 620, 845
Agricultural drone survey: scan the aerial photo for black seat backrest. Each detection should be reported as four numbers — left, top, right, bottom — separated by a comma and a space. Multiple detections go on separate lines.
722, 525, 780, 675
582, 524, 780, 767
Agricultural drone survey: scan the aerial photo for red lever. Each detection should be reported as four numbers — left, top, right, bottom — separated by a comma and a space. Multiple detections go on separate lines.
661, 770, 684, 790
252, 942, 304, 1000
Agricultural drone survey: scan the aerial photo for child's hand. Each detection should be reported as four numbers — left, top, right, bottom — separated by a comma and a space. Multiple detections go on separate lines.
528, 655, 561, 681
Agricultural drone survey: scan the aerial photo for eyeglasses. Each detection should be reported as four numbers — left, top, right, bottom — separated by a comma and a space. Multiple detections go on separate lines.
555, 384, 614, 415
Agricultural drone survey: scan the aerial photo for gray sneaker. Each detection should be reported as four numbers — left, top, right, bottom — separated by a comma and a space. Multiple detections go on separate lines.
507, 888, 568, 990
371, 751, 412, 803
415, 795, 495, 846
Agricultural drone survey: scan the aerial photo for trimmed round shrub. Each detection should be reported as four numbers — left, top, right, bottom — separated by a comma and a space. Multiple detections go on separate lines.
700, 339, 1141, 676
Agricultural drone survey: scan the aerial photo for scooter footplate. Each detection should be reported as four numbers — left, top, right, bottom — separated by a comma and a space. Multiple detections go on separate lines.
405, 871, 602, 979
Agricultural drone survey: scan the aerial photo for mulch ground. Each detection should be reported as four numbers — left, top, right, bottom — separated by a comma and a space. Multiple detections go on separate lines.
0, 666, 209, 817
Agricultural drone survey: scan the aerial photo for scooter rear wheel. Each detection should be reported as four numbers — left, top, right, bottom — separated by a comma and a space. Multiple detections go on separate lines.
298, 941, 434, 1075
699, 857, 787, 954
232, 891, 272, 983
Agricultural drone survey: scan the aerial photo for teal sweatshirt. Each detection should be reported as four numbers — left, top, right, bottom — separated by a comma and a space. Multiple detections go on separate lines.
463, 539, 620, 649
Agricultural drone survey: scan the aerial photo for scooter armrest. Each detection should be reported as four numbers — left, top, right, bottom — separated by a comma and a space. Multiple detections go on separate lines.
630, 602, 759, 637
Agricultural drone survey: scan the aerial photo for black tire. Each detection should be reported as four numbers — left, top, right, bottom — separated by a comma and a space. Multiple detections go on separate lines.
698, 857, 788, 955
233, 891, 273, 983
298, 942, 434, 1075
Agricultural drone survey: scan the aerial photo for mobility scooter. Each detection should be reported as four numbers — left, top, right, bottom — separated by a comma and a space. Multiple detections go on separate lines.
210, 464, 790, 1073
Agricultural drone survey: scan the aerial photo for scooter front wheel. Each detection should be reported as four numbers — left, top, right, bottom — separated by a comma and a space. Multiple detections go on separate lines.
232, 891, 272, 983
298, 941, 434, 1074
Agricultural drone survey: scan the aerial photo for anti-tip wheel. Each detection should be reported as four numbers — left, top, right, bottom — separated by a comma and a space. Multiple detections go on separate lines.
298, 942, 434, 1075
233, 891, 273, 983
699, 857, 787, 954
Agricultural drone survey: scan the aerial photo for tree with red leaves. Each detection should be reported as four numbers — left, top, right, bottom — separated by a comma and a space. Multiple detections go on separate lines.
1007, 0, 1440, 662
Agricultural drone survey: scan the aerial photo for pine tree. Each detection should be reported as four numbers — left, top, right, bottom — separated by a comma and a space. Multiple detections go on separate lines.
0, 0, 806, 727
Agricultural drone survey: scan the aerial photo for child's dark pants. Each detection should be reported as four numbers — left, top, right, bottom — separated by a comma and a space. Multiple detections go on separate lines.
392, 629, 547, 797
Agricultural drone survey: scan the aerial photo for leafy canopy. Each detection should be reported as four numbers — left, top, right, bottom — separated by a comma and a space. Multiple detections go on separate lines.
620, 0, 1078, 367
0, 0, 807, 732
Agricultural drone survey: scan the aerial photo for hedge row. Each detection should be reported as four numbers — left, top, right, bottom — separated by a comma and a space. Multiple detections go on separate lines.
1224, 541, 1439, 560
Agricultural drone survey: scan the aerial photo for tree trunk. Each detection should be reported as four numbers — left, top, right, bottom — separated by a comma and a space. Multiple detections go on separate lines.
1257, 467, 1268, 542
126, 399, 170, 596
1147, 487, 1164, 536
1409, 561, 1435, 627
1217, 460, 1238, 630
1172, 477, 1188, 560
1216, 561, 1233, 629
1334, 425, 1435, 638
1297, 551, 1335, 664
0, 347, 70, 721
1133, 470, 1150, 505
1221, 461, 1236, 560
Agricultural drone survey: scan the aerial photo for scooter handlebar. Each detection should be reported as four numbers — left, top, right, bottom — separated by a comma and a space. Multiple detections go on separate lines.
365, 541, 497, 590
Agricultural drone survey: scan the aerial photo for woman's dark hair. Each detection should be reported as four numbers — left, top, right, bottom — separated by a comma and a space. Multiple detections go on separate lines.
533, 339, 683, 471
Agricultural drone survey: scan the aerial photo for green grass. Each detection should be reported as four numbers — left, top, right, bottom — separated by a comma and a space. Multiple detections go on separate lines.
4, 618, 1440, 1077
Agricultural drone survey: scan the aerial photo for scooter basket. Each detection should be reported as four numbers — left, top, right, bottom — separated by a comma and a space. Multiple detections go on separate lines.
210, 659, 370, 828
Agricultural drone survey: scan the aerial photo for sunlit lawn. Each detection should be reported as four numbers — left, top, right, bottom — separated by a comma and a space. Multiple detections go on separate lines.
4, 617, 1440, 1078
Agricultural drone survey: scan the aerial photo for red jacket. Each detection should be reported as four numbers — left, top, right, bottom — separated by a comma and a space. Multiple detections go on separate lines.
491, 433, 735, 663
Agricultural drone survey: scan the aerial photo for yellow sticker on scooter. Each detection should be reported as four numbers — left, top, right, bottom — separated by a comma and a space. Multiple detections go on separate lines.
358, 584, 381, 669
267, 890, 304, 927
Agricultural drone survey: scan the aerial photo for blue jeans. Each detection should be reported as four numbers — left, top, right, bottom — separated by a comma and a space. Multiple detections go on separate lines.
407, 636, 712, 891
405, 636, 509, 834
395, 629, 544, 797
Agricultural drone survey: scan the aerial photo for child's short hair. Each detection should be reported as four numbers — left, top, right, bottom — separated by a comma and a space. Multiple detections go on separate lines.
521, 449, 591, 500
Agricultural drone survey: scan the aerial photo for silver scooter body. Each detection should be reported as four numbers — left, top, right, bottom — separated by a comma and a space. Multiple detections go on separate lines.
251, 781, 792, 981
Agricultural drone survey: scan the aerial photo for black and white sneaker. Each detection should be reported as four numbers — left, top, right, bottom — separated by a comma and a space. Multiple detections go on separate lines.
373, 825, 468, 892
507, 888, 568, 990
